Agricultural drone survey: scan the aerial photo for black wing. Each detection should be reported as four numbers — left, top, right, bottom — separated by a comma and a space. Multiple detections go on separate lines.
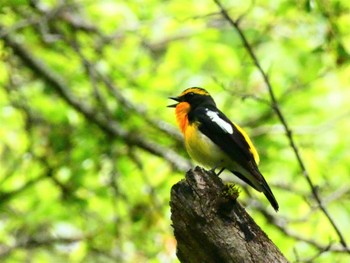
191, 106, 279, 211
191, 106, 257, 172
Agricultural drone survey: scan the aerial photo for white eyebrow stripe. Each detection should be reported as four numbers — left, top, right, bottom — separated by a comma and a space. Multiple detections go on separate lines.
206, 110, 233, 134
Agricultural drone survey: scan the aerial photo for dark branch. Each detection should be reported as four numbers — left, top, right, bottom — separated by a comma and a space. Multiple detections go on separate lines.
170, 167, 289, 263
213, 0, 349, 251
0, 26, 190, 172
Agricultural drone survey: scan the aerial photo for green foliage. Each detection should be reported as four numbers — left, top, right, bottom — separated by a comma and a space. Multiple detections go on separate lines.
1, 0, 350, 262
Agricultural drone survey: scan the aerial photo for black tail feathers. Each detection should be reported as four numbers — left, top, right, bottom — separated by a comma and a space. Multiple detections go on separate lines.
256, 170, 279, 212
260, 175, 279, 212
263, 189, 279, 212
229, 169, 279, 212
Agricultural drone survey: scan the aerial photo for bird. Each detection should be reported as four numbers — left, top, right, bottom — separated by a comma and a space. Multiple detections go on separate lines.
168, 87, 279, 211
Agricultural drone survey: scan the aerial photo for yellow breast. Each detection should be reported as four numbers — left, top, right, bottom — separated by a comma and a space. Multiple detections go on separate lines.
184, 122, 228, 168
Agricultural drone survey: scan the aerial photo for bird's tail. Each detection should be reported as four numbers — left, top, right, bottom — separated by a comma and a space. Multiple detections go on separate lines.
230, 169, 279, 212
255, 170, 279, 212
262, 178, 279, 212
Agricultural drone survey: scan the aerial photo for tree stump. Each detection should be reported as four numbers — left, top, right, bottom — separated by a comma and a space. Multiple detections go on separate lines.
170, 166, 289, 263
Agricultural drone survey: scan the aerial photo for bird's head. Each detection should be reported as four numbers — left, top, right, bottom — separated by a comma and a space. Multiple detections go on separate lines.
168, 87, 216, 110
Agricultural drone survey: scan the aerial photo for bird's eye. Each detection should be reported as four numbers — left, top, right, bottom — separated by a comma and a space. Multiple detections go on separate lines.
187, 92, 194, 96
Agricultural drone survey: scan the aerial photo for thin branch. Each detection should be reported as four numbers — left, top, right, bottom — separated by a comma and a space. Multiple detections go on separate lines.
85, 45, 183, 141
0, 26, 190, 172
0, 235, 84, 258
52, 22, 183, 142
213, 0, 349, 251
252, 202, 348, 255
300, 243, 333, 263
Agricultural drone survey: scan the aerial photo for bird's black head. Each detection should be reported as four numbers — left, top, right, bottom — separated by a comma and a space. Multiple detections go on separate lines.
168, 87, 216, 109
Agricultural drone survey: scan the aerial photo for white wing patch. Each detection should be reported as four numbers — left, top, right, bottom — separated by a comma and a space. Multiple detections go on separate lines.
206, 109, 233, 134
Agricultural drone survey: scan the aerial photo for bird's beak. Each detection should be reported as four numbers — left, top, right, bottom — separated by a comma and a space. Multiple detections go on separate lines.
167, 96, 180, 108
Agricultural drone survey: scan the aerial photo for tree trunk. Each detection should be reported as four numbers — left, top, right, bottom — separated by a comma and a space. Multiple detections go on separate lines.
170, 166, 289, 263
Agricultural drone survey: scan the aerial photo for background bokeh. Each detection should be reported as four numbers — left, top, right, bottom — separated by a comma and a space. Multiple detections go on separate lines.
1, 0, 350, 262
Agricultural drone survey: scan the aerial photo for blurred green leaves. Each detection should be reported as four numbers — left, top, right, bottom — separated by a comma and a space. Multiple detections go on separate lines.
1, 0, 350, 262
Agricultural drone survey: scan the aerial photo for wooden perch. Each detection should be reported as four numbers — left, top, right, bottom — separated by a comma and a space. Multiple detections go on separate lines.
170, 167, 289, 263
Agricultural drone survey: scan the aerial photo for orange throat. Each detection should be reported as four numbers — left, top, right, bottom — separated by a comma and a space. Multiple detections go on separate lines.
175, 102, 191, 134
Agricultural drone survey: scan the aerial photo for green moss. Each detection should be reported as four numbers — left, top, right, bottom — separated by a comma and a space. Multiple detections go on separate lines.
222, 182, 240, 201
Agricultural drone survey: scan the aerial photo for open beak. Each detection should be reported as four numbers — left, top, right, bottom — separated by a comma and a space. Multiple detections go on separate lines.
167, 96, 180, 108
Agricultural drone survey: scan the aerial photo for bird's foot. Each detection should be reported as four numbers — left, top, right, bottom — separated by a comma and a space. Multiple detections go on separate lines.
209, 167, 225, 176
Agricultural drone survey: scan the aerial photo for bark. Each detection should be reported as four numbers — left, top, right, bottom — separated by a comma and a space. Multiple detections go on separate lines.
170, 166, 289, 263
